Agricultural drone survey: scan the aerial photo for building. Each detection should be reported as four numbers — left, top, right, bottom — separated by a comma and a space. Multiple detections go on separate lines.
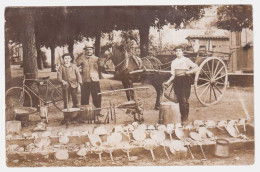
186, 31, 253, 74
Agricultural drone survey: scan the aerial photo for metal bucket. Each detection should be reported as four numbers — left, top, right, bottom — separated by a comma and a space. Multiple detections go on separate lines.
214, 139, 230, 157
78, 105, 95, 122
158, 102, 181, 124
62, 108, 80, 119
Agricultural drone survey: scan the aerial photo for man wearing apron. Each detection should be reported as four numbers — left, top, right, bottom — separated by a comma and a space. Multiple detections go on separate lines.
163, 46, 199, 123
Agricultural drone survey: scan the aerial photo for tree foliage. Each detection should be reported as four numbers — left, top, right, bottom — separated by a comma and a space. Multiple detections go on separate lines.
216, 5, 253, 32
5, 6, 208, 67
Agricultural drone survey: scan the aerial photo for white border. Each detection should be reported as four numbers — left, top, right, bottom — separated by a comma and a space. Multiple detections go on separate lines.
1, 0, 259, 172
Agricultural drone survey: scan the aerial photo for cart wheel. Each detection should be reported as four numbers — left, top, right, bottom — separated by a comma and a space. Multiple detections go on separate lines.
194, 57, 228, 106
51, 86, 64, 111
6, 87, 32, 107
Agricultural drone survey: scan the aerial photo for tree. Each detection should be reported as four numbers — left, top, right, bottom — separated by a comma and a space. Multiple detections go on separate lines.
5, 8, 39, 107
216, 5, 253, 32
33, 7, 66, 71
103, 6, 207, 57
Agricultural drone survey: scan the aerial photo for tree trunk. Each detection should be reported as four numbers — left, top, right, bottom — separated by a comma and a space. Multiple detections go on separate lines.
5, 35, 11, 89
50, 45, 56, 72
36, 42, 44, 70
139, 24, 150, 58
95, 30, 103, 79
21, 9, 39, 107
95, 30, 101, 57
68, 40, 74, 62
68, 40, 74, 54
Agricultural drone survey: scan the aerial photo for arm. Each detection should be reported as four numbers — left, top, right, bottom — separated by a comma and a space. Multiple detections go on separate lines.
97, 57, 104, 79
186, 58, 199, 75
165, 75, 175, 86
57, 66, 68, 85
75, 65, 82, 85
163, 61, 175, 87
57, 66, 64, 83
75, 55, 83, 67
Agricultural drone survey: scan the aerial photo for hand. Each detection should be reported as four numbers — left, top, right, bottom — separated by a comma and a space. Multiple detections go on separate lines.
185, 71, 190, 75
163, 82, 169, 88
62, 81, 68, 86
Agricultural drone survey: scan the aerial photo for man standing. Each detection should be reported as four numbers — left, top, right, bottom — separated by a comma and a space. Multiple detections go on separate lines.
76, 43, 102, 116
163, 46, 199, 123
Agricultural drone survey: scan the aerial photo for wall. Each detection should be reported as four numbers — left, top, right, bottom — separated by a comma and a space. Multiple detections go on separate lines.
229, 30, 254, 73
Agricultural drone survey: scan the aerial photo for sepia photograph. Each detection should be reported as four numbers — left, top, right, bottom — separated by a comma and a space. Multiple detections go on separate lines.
3, 3, 256, 167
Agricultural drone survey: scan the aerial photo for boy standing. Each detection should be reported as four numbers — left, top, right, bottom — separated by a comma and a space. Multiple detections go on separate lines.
57, 53, 82, 109
163, 46, 199, 123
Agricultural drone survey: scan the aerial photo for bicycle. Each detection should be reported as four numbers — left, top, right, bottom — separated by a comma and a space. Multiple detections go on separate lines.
5, 73, 64, 111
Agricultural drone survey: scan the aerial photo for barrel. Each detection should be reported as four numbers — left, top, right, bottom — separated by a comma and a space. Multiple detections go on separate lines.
214, 139, 230, 157
158, 102, 181, 124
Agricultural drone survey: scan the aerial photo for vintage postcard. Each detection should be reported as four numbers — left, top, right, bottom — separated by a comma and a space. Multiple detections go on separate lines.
2, 1, 257, 169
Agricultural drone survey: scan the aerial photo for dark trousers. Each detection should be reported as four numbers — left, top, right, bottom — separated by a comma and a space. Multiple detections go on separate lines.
81, 82, 101, 108
63, 86, 79, 108
173, 75, 191, 122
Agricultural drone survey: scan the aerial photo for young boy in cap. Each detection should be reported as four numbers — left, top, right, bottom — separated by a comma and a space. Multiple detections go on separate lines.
76, 43, 103, 116
163, 46, 199, 123
57, 53, 82, 109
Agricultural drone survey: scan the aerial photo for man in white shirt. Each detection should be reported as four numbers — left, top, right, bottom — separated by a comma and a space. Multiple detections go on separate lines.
163, 46, 199, 123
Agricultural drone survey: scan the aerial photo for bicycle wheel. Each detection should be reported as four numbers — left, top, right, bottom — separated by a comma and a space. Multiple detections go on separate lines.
51, 86, 64, 111
6, 87, 32, 107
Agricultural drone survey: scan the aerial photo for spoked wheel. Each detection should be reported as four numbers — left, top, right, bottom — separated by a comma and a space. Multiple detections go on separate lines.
6, 87, 32, 107
51, 86, 64, 111
194, 57, 228, 106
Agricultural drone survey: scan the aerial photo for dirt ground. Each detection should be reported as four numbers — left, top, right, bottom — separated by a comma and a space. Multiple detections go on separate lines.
6, 149, 255, 167
5, 66, 255, 167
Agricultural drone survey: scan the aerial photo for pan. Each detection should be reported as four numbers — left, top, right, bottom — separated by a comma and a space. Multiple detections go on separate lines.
107, 133, 122, 146
143, 139, 157, 160
175, 128, 185, 140
225, 124, 239, 137
189, 132, 207, 160
150, 130, 166, 143
175, 128, 195, 159
133, 129, 146, 141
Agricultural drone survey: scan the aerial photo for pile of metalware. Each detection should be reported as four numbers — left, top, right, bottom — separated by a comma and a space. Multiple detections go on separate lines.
6, 118, 252, 163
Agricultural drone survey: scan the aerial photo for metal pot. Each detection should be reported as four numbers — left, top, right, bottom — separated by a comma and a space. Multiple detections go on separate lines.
62, 108, 80, 118
214, 139, 230, 158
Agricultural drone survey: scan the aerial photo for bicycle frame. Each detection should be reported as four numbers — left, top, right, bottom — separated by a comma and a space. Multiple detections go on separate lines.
21, 76, 62, 105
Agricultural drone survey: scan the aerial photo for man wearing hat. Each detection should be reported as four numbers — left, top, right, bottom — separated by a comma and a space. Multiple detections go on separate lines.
163, 46, 199, 123
76, 43, 102, 116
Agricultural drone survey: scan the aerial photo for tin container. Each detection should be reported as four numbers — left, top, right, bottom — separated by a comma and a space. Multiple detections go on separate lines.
158, 102, 181, 124
6, 120, 21, 134
214, 139, 230, 158
78, 105, 95, 122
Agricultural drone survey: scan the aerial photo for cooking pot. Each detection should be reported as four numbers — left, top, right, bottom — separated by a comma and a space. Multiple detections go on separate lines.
62, 108, 80, 118
214, 139, 230, 157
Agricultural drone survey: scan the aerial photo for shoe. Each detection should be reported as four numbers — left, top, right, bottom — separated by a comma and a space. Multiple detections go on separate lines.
95, 120, 102, 124
95, 112, 104, 117
154, 106, 160, 110
77, 119, 85, 124
181, 116, 189, 125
